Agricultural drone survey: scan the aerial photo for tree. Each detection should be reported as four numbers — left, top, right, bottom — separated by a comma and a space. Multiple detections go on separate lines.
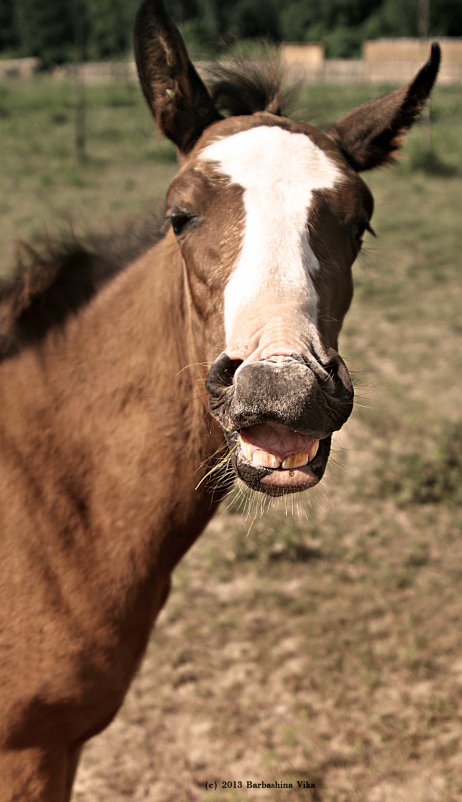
228, 0, 280, 40
14, 0, 74, 65
85, 0, 139, 59
0, 0, 19, 52
3, 0, 462, 63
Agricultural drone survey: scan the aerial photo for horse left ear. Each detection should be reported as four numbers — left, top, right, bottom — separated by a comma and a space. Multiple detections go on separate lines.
134, 0, 222, 154
328, 43, 441, 172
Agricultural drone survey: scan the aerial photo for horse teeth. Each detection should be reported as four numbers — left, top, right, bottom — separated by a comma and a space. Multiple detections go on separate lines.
239, 439, 252, 461
308, 440, 320, 462
251, 450, 280, 469
281, 452, 309, 470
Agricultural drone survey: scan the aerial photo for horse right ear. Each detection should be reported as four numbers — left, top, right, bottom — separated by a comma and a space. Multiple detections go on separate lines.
134, 0, 222, 154
328, 43, 441, 171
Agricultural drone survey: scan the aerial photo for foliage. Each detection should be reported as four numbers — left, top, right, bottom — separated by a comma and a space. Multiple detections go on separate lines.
85, 0, 139, 59
14, 0, 75, 65
0, 0, 18, 52
0, 0, 461, 63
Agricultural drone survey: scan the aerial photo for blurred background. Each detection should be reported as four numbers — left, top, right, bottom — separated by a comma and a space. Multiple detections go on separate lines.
0, 0, 461, 61
1, 1, 462, 800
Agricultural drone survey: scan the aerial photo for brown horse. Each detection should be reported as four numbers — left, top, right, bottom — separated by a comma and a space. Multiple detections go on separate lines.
0, 1, 440, 799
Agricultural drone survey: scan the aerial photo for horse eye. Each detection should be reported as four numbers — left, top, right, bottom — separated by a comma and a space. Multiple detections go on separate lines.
353, 220, 376, 245
168, 211, 195, 236
353, 222, 366, 244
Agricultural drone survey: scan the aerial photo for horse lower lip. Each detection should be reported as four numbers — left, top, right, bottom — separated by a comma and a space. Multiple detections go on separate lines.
259, 466, 320, 491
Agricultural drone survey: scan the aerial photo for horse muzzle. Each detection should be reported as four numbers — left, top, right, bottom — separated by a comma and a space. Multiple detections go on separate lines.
205, 351, 354, 495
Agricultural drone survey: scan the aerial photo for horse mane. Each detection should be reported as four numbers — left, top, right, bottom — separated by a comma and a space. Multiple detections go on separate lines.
0, 219, 162, 362
205, 55, 291, 117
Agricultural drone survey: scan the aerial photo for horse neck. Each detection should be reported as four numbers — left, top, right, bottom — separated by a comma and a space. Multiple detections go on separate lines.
0, 233, 225, 574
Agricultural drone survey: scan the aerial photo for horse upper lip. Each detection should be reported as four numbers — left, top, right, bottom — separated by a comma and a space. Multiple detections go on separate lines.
206, 351, 354, 439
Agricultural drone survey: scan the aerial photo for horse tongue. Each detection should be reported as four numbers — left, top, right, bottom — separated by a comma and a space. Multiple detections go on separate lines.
239, 421, 319, 468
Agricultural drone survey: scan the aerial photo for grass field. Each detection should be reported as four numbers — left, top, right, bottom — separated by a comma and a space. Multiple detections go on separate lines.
1, 74, 462, 802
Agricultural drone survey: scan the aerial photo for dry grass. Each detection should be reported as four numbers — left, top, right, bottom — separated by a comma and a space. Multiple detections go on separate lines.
1, 76, 461, 801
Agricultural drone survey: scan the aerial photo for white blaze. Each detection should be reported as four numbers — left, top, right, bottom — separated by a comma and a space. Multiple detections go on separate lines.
199, 125, 341, 344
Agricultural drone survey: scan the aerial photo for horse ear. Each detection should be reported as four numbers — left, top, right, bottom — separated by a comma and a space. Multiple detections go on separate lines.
134, 0, 222, 154
328, 43, 441, 172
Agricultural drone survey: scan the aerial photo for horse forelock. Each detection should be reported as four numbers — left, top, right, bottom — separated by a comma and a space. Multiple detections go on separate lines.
204, 55, 290, 117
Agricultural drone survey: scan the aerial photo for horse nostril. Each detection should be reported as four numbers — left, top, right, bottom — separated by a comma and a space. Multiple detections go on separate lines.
205, 352, 242, 395
327, 354, 352, 394
322, 359, 339, 390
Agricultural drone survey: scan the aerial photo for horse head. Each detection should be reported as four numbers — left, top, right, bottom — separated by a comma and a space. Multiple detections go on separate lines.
135, 0, 440, 496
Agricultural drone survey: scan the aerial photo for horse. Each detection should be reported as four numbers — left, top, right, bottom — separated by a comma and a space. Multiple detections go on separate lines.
0, 0, 440, 798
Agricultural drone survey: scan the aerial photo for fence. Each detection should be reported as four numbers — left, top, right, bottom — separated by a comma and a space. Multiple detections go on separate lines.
2, 38, 461, 85
283, 38, 462, 84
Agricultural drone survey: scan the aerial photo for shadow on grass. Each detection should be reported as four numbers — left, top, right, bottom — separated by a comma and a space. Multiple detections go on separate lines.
269, 542, 323, 563
366, 420, 462, 508
228, 515, 323, 564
